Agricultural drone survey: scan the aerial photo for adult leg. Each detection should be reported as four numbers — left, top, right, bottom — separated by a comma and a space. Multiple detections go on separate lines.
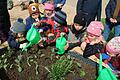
102, 22, 112, 41
114, 24, 120, 36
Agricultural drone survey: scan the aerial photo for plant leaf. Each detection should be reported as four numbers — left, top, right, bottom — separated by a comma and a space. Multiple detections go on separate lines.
18, 55, 22, 60
79, 70, 85, 77
18, 66, 22, 72
76, 62, 81, 68
4, 59, 7, 63
44, 66, 50, 72
67, 55, 71, 59
40, 54, 45, 58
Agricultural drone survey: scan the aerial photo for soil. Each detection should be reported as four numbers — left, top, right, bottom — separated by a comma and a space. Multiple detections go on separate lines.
0, 46, 97, 80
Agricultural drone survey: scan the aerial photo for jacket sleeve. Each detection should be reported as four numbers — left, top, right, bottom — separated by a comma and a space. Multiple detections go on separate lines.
76, 0, 83, 14
7, 33, 20, 49
41, 0, 47, 4
96, 0, 102, 21
67, 41, 82, 51
60, 0, 66, 5
83, 43, 103, 58
39, 22, 52, 31
26, 18, 32, 31
105, 0, 112, 20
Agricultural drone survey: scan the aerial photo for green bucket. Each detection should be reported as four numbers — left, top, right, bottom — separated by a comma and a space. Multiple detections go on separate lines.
97, 53, 117, 80
22, 24, 41, 51
56, 34, 66, 55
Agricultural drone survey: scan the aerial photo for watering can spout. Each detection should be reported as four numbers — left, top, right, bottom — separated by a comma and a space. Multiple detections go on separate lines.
22, 42, 32, 51
99, 53, 102, 74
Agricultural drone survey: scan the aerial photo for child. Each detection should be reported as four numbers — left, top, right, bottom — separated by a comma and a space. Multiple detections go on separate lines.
64, 12, 87, 50
103, 0, 120, 41
26, 3, 52, 35
44, 2, 54, 19
41, 0, 66, 11
26, 3, 42, 31
106, 37, 120, 71
44, 10, 68, 46
80, 21, 105, 58
7, 18, 27, 49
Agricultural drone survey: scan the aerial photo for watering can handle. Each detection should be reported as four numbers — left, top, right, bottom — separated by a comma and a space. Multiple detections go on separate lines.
98, 50, 102, 74
59, 32, 65, 41
31, 23, 36, 28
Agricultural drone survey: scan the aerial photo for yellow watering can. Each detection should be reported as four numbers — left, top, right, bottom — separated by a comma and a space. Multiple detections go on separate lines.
22, 24, 41, 51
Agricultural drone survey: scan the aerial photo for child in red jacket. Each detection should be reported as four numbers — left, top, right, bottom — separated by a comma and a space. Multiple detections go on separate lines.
43, 10, 68, 46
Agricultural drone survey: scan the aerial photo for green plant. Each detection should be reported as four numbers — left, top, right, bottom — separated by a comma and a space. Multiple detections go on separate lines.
79, 70, 86, 77
27, 55, 39, 75
14, 54, 23, 72
47, 56, 73, 80
0, 49, 13, 70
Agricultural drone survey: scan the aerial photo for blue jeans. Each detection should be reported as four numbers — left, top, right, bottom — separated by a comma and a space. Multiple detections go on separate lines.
103, 22, 120, 41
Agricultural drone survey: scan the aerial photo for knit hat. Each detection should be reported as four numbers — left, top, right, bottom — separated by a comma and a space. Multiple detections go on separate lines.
87, 21, 104, 37
28, 3, 40, 15
44, 3, 54, 11
54, 10, 67, 25
74, 13, 86, 27
10, 18, 26, 34
106, 37, 120, 56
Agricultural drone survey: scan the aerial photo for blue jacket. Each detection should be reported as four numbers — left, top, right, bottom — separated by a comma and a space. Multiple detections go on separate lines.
7, 31, 20, 49
77, 0, 102, 25
106, 0, 120, 23
7, 31, 27, 49
26, 16, 40, 31
41, 0, 66, 7
26, 16, 52, 32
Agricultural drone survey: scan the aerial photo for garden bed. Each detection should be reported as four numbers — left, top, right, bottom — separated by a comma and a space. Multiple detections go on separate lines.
0, 46, 97, 80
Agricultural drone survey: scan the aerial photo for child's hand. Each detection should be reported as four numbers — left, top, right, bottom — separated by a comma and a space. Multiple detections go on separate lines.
64, 41, 69, 50
110, 18, 117, 23
16, 38, 19, 42
48, 33, 54, 37
34, 22, 40, 27
60, 32, 66, 36
57, 4, 63, 8
19, 43, 27, 49
80, 42, 87, 51
39, 29, 43, 33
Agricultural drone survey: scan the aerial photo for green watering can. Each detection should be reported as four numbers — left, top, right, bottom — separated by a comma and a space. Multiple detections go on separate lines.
56, 34, 66, 55
97, 53, 117, 80
22, 24, 41, 51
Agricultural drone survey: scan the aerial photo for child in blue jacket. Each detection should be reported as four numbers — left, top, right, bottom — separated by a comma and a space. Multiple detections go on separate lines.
8, 18, 27, 49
